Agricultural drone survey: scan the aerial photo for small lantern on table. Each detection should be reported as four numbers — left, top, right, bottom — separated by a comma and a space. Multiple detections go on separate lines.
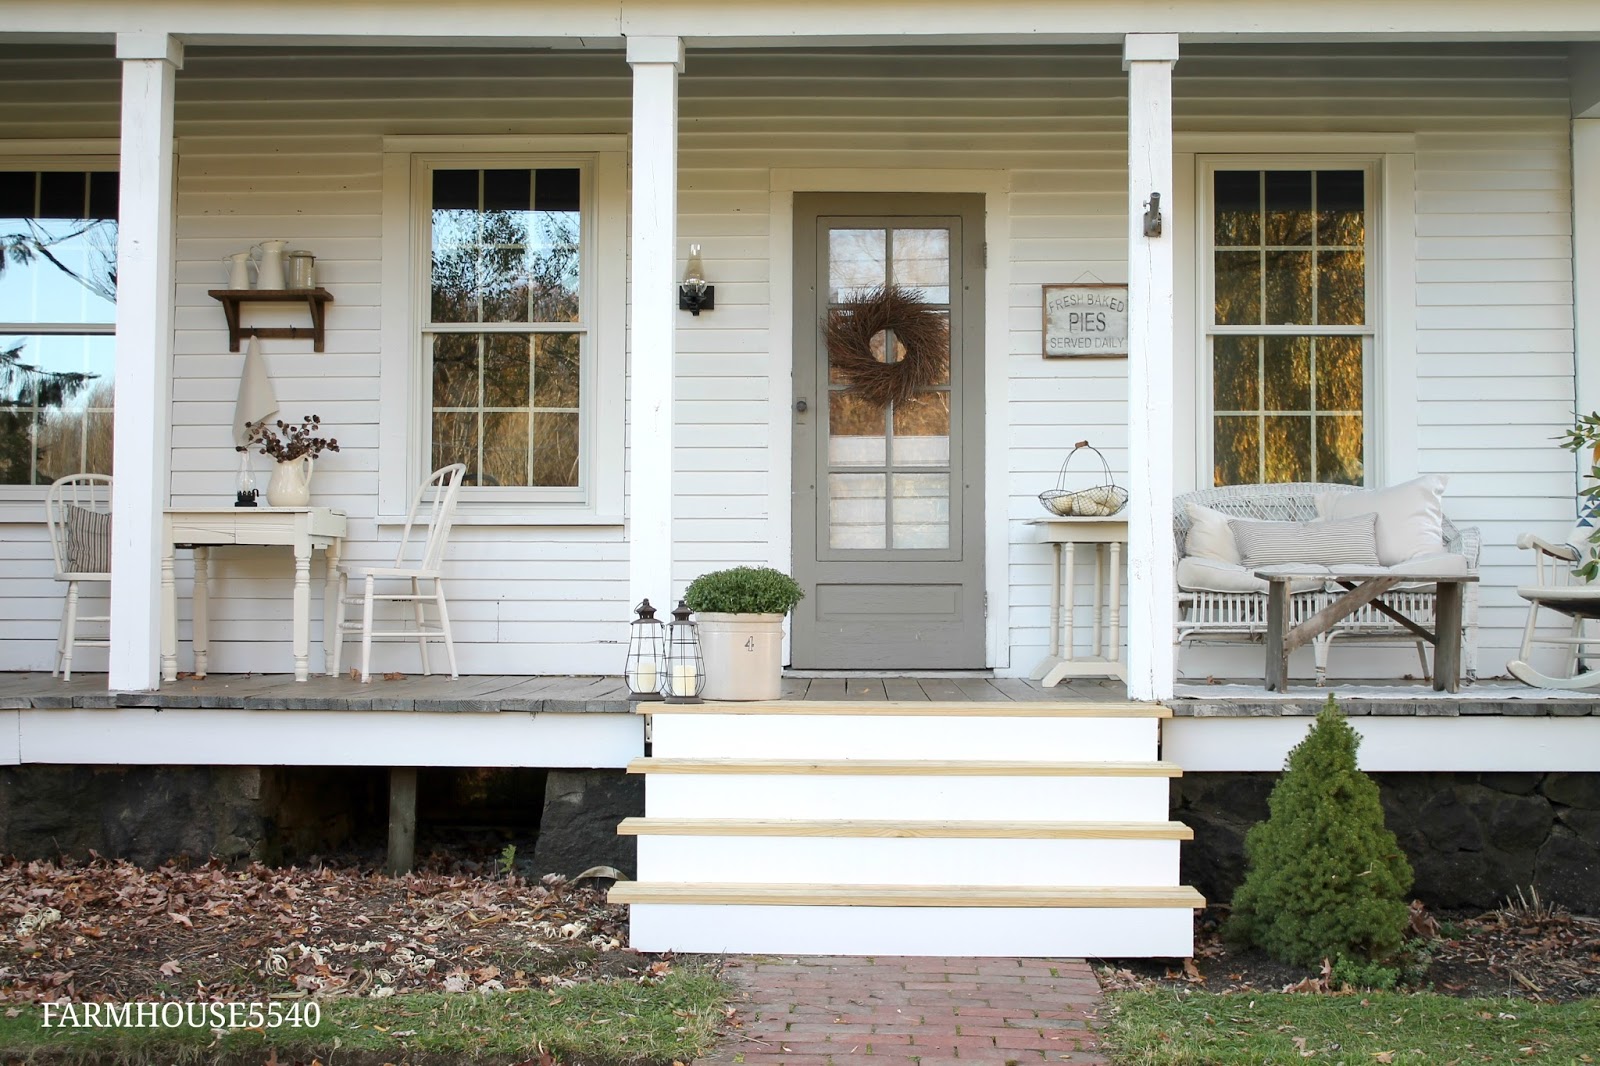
625, 598, 665, 701
663, 599, 705, 704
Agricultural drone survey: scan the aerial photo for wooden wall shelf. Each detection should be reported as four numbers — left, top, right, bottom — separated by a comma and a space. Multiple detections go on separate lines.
208, 288, 333, 353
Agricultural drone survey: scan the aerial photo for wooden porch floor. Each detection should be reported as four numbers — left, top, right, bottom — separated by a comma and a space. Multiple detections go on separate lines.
0, 672, 1128, 713
2, 672, 1586, 716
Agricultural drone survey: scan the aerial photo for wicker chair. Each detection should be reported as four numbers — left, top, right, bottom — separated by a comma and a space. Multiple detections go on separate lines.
1174, 482, 1481, 685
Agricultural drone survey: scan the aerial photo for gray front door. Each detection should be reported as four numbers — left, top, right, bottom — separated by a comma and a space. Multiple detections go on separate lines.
791, 193, 986, 669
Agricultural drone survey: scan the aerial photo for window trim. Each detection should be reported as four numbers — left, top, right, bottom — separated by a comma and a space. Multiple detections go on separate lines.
0, 152, 120, 505
1199, 155, 1379, 487
378, 136, 626, 522
1179, 143, 1419, 493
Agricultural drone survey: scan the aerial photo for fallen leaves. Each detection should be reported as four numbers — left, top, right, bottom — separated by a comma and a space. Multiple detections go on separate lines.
0, 857, 637, 1003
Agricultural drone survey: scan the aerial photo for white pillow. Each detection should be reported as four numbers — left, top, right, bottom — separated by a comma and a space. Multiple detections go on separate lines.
1177, 556, 1326, 594
1318, 475, 1447, 566
1183, 502, 1263, 565
1230, 513, 1381, 569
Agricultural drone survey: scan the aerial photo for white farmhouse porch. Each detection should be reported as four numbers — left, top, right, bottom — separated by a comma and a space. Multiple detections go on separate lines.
4, 0, 1600, 958
2, 2, 1595, 698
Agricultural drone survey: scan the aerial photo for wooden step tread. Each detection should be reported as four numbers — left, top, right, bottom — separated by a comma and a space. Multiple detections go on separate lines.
618, 817, 1193, 840
628, 757, 1182, 777
637, 700, 1170, 718
609, 882, 1207, 909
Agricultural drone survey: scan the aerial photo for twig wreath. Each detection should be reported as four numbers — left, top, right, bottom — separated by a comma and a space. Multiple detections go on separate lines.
825, 285, 949, 409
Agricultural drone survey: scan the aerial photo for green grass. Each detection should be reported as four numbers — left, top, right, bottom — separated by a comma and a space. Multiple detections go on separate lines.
1105, 989, 1600, 1065
0, 968, 729, 1065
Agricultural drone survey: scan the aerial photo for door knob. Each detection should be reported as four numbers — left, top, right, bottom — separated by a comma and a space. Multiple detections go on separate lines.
794, 398, 809, 413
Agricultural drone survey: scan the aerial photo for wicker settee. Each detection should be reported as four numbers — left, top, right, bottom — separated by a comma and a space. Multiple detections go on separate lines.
1173, 481, 1481, 685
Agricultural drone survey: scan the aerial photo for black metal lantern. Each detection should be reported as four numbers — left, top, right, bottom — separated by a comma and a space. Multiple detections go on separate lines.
624, 598, 665, 701
662, 599, 705, 704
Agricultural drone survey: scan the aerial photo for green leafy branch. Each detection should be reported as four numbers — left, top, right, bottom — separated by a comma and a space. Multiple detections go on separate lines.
1557, 412, 1600, 581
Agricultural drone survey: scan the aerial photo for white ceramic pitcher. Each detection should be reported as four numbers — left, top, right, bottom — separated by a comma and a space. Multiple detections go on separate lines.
252, 239, 289, 290
223, 251, 254, 290
265, 455, 314, 507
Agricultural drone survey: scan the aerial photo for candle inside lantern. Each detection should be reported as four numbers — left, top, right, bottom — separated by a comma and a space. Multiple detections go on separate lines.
629, 660, 660, 694
669, 663, 698, 698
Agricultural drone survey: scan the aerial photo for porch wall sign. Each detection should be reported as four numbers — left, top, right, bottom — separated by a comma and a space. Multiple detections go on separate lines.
1042, 283, 1128, 358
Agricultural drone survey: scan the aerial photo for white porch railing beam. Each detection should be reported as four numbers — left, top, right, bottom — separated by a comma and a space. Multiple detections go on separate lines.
1123, 33, 1179, 702
627, 36, 684, 612
108, 32, 182, 692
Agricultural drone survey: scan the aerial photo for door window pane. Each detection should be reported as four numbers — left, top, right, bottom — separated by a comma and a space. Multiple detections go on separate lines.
892, 228, 950, 303
828, 391, 886, 467
892, 391, 950, 467
828, 229, 885, 302
891, 473, 950, 549
828, 472, 886, 549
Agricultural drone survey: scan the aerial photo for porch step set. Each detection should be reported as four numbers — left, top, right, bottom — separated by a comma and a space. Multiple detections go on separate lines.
610, 701, 1203, 957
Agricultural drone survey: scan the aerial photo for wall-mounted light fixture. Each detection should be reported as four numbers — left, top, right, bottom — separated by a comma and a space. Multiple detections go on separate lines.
679, 243, 715, 315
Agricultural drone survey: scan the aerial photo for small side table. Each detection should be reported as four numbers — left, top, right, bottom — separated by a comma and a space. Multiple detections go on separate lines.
1028, 516, 1129, 686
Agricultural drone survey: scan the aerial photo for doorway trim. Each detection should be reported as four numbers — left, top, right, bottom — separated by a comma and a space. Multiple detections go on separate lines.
768, 168, 1012, 668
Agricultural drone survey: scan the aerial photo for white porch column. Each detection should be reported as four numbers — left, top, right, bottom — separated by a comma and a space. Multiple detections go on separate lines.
626, 35, 683, 612
1123, 33, 1179, 702
1577, 120, 1600, 469
108, 32, 182, 692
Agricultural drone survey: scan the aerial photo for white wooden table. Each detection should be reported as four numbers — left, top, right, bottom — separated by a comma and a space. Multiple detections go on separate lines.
1028, 516, 1128, 685
162, 507, 348, 683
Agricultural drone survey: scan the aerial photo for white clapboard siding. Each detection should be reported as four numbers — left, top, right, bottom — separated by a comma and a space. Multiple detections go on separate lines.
0, 42, 1578, 682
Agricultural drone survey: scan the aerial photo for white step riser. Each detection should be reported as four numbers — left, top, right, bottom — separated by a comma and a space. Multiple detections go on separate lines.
626, 903, 1196, 958
649, 714, 1158, 761
644, 774, 1172, 822
636, 835, 1180, 887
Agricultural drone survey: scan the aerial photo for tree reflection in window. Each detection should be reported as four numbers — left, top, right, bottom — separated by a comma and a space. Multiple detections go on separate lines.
0, 170, 117, 485
426, 167, 581, 488
1211, 169, 1366, 486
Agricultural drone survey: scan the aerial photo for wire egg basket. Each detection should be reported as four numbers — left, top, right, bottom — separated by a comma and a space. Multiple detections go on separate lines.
1038, 441, 1129, 517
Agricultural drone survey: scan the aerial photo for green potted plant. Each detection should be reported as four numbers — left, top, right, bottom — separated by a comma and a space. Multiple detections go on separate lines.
683, 566, 804, 701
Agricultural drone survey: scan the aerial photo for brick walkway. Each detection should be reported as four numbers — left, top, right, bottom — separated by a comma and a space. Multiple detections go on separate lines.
695, 955, 1109, 1065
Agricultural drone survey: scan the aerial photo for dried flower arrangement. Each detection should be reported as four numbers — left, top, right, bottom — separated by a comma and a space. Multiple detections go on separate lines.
236, 415, 341, 463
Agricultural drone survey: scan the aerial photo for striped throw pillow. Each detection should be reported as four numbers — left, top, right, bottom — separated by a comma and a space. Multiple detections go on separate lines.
1230, 512, 1380, 569
65, 505, 112, 574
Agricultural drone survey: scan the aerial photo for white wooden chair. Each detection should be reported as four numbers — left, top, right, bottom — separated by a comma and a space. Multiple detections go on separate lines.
44, 473, 113, 680
1506, 530, 1600, 690
333, 464, 466, 683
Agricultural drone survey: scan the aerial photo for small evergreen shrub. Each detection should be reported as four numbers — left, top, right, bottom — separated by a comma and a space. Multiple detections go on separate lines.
1227, 696, 1414, 969
683, 566, 804, 616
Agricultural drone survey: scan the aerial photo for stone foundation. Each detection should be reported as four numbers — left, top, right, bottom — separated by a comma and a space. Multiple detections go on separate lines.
531, 769, 644, 879
1175, 771, 1600, 913
0, 766, 270, 865
0, 765, 644, 876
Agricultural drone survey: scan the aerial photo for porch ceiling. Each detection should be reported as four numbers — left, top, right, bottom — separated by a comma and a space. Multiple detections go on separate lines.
1, 0, 1599, 49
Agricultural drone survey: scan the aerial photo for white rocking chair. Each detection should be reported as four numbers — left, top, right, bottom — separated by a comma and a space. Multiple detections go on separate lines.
44, 473, 113, 681
1506, 530, 1600, 690
333, 464, 467, 683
